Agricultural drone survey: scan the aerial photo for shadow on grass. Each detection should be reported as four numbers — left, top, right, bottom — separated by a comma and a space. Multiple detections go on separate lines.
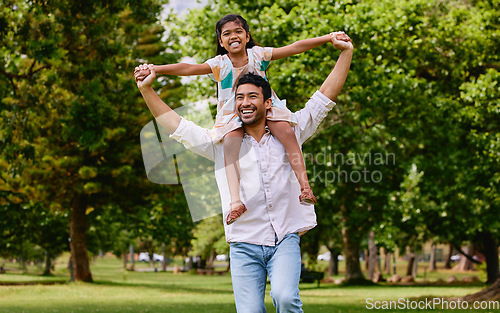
0, 280, 68, 286
0, 303, 237, 313
0, 301, 388, 313
300, 281, 486, 291
92, 278, 235, 295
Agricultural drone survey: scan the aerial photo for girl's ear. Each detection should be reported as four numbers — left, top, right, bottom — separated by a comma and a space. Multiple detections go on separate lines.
246, 32, 250, 43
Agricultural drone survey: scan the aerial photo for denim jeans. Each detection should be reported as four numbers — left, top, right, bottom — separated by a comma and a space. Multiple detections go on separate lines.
229, 233, 303, 313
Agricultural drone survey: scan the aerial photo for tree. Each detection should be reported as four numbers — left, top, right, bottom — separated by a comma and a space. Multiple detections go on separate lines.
337, 0, 500, 284
461, 277, 500, 303
0, 190, 68, 274
189, 216, 227, 269
0, 0, 185, 281
165, 0, 500, 286
453, 68, 500, 284
33, 206, 69, 275
0, 190, 36, 267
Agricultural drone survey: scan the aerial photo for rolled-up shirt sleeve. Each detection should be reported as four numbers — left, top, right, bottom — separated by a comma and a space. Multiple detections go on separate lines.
294, 90, 336, 144
157, 115, 216, 161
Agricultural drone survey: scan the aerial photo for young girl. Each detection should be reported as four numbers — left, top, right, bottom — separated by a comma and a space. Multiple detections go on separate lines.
136, 14, 338, 225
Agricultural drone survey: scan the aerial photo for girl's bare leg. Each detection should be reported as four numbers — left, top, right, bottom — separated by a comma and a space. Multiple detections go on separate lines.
223, 128, 247, 224
267, 120, 317, 205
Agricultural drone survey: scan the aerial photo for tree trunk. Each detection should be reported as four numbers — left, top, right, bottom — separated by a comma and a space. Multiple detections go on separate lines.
454, 243, 474, 271
412, 253, 418, 277
69, 194, 93, 282
428, 243, 437, 271
383, 248, 391, 274
208, 250, 215, 269
393, 252, 397, 274
43, 250, 52, 276
129, 244, 135, 271
148, 252, 155, 268
327, 248, 339, 276
368, 231, 377, 280
68, 257, 75, 282
186, 256, 194, 270
461, 276, 500, 302
445, 243, 453, 269
406, 247, 415, 277
20, 257, 27, 273
341, 227, 365, 282
479, 232, 499, 284
123, 249, 128, 269
161, 243, 167, 272
199, 258, 206, 269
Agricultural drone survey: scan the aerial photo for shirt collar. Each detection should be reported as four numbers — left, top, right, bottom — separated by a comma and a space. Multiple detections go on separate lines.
243, 127, 271, 142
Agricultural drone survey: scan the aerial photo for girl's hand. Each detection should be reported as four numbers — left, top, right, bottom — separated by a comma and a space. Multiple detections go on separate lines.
134, 64, 152, 81
330, 31, 353, 51
136, 64, 156, 89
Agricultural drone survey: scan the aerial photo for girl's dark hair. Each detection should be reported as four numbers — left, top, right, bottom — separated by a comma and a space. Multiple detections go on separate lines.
215, 14, 256, 55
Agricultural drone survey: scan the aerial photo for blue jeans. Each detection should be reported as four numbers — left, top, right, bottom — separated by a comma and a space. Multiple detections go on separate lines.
229, 233, 303, 313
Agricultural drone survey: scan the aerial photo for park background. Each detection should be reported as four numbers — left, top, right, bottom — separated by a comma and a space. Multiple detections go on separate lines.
0, 0, 499, 312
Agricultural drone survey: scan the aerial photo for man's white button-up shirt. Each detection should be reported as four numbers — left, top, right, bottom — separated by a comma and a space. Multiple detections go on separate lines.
159, 90, 335, 246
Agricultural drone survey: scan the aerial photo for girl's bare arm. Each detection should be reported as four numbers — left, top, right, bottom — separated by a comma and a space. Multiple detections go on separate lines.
135, 63, 211, 80
271, 34, 332, 60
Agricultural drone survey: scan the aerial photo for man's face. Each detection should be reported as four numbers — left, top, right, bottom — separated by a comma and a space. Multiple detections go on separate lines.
235, 83, 272, 126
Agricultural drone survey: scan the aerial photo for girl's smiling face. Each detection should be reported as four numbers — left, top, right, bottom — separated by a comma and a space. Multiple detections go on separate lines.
219, 21, 250, 55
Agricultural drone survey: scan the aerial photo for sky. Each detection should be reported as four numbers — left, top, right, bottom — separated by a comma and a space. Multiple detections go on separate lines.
161, 0, 210, 83
163, 0, 208, 14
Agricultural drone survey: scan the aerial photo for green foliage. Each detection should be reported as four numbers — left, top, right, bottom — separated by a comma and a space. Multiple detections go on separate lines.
0, 0, 193, 278
1, 0, 498, 284
189, 216, 227, 260
173, 0, 499, 282
0, 190, 69, 261
380, 164, 437, 249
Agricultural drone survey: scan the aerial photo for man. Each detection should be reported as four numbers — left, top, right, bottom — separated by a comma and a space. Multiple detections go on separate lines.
136, 32, 353, 313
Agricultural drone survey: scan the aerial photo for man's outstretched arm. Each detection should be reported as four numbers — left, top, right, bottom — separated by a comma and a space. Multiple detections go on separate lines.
136, 64, 181, 134
319, 32, 353, 101
293, 32, 353, 144
136, 64, 216, 161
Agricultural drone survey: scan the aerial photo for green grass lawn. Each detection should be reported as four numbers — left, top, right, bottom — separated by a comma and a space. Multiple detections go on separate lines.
0, 255, 496, 313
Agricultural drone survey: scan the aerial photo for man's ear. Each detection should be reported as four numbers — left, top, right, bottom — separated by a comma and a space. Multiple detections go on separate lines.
264, 98, 273, 110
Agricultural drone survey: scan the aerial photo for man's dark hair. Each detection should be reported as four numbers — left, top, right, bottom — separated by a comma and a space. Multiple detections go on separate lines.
235, 72, 271, 101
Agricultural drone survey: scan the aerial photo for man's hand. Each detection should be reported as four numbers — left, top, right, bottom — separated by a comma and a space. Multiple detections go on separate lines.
330, 31, 353, 51
319, 32, 353, 101
134, 64, 151, 81
135, 64, 156, 89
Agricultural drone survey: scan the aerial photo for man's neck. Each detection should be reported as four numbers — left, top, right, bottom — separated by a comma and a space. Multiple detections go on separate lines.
242, 125, 267, 143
